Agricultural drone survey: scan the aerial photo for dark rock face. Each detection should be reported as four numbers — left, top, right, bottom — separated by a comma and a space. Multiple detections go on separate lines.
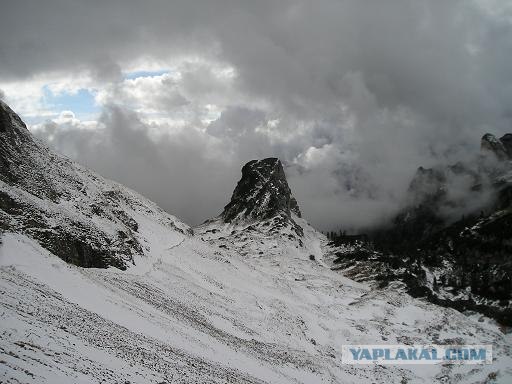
213, 158, 304, 245
481, 133, 512, 161
501, 133, 512, 158
221, 158, 301, 223
0, 100, 148, 269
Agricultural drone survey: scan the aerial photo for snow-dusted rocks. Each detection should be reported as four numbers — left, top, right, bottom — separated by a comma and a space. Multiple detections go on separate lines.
481, 133, 512, 161
198, 157, 305, 249
221, 158, 301, 223
2, 223, 511, 383
0, 100, 190, 269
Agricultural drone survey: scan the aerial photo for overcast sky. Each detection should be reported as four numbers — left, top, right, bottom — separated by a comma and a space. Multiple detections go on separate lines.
1, 0, 512, 230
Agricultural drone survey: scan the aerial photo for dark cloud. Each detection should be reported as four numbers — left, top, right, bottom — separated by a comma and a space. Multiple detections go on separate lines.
4, 0, 512, 229
90, 55, 123, 83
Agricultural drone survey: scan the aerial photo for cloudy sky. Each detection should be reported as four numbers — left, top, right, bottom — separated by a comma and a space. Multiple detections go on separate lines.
1, 0, 512, 230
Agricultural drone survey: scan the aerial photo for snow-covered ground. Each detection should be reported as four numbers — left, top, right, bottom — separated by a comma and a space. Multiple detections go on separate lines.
2, 95, 511, 383
1, 214, 511, 383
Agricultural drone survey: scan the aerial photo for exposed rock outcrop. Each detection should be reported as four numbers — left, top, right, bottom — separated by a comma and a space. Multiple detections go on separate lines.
481, 133, 512, 161
198, 157, 305, 249
0, 100, 190, 269
221, 158, 301, 223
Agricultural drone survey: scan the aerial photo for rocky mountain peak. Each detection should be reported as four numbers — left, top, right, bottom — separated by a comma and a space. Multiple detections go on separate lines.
481, 133, 510, 161
221, 158, 301, 224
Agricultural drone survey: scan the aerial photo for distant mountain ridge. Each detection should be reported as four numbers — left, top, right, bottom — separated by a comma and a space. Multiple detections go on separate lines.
329, 132, 512, 325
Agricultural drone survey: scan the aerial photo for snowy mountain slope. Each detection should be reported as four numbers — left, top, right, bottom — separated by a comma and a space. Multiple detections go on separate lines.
0, 100, 190, 270
1, 102, 512, 383
2, 229, 511, 383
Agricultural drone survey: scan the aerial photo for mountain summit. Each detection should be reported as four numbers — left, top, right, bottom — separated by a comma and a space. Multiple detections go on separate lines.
198, 157, 305, 249
221, 158, 301, 224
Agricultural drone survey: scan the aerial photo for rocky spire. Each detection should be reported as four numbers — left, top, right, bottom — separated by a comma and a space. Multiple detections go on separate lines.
221, 158, 301, 224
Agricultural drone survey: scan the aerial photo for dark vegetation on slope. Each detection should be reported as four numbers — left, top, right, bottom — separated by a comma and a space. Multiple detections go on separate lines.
329, 133, 512, 325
